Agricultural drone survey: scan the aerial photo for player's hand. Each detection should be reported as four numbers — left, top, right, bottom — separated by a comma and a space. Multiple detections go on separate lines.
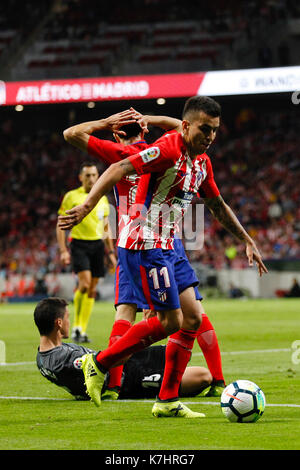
129, 107, 149, 134
108, 252, 117, 272
246, 242, 268, 277
104, 109, 139, 136
58, 204, 89, 230
60, 250, 71, 265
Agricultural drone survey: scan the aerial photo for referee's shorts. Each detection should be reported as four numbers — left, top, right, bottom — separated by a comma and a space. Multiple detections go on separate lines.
70, 239, 105, 278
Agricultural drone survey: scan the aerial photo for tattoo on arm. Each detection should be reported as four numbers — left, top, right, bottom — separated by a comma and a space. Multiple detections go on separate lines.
204, 195, 250, 243
119, 159, 136, 175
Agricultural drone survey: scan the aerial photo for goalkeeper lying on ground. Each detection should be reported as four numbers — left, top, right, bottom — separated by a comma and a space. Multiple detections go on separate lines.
34, 297, 212, 400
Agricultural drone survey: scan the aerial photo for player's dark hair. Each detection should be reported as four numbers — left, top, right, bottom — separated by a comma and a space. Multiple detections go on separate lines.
79, 161, 99, 174
118, 122, 143, 139
34, 297, 68, 336
182, 95, 221, 119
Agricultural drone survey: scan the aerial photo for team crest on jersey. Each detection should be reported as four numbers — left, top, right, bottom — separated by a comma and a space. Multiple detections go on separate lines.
158, 290, 167, 302
73, 357, 83, 369
140, 147, 160, 163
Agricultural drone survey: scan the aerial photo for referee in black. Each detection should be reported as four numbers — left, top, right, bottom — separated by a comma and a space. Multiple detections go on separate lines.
56, 162, 116, 343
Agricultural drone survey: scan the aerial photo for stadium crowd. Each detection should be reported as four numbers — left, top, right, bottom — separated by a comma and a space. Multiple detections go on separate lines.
187, 105, 300, 269
0, 104, 299, 290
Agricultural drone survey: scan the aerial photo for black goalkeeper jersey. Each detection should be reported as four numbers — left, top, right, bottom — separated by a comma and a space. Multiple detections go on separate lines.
36, 343, 166, 400
36, 343, 94, 399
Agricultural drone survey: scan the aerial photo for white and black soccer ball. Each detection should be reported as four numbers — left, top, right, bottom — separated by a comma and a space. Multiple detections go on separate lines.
221, 380, 266, 423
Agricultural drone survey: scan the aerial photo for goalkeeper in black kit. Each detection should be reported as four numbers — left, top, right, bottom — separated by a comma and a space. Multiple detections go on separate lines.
34, 298, 213, 400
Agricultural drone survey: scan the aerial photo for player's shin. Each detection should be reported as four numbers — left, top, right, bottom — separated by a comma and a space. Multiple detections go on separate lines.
79, 294, 94, 336
158, 328, 197, 401
95, 316, 167, 371
196, 313, 225, 391
72, 289, 84, 339
105, 319, 132, 394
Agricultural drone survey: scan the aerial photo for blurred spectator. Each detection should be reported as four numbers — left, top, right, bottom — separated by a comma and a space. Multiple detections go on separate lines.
45, 273, 60, 296
229, 283, 245, 299
34, 273, 48, 296
285, 278, 300, 298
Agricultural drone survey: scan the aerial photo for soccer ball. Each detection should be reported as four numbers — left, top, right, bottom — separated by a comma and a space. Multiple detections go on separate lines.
221, 380, 266, 423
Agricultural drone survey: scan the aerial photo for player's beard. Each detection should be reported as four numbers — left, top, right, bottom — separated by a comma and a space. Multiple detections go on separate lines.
190, 140, 208, 157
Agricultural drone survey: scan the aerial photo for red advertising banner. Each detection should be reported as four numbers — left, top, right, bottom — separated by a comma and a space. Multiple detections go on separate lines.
1, 66, 298, 106
1, 73, 205, 106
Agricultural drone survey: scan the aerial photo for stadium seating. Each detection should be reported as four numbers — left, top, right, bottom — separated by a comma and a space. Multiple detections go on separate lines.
4, 0, 298, 81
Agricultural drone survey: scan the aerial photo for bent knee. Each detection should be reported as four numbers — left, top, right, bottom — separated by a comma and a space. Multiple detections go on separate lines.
182, 311, 202, 331
158, 309, 183, 335
203, 370, 213, 386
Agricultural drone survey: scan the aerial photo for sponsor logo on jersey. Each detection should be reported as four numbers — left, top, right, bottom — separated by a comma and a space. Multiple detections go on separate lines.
142, 374, 161, 388
40, 367, 58, 380
173, 190, 194, 209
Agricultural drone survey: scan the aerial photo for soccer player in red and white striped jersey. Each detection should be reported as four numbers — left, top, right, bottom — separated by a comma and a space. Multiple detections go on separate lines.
59, 97, 267, 417
63, 110, 226, 399
118, 129, 219, 250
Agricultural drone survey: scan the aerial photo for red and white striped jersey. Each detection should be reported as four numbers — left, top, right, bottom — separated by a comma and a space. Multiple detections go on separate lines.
118, 131, 220, 250
87, 136, 148, 236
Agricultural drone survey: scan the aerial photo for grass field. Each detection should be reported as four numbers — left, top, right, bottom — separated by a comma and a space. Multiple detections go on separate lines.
0, 298, 299, 451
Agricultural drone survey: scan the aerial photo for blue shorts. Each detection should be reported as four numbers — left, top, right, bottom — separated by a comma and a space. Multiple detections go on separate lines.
114, 258, 141, 309
172, 238, 203, 301
116, 242, 202, 311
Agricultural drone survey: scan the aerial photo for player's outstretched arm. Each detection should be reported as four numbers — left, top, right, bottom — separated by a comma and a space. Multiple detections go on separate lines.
204, 195, 268, 276
58, 159, 136, 230
131, 108, 182, 133
55, 223, 71, 266
63, 109, 138, 152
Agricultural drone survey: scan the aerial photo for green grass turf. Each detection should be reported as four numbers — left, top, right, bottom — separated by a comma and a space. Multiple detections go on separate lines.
0, 298, 300, 450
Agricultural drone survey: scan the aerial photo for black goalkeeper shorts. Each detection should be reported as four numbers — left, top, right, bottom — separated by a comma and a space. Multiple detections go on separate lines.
70, 239, 105, 278
119, 345, 166, 399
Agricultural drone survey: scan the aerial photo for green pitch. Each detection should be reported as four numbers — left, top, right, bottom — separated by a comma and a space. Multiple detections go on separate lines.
0, 298, 299, 450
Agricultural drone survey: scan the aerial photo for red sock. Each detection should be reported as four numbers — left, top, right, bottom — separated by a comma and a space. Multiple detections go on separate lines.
107, 319, 132, 390
158, 328, 197, 401
196, 313, 225, 383
96, 316, 167, 371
